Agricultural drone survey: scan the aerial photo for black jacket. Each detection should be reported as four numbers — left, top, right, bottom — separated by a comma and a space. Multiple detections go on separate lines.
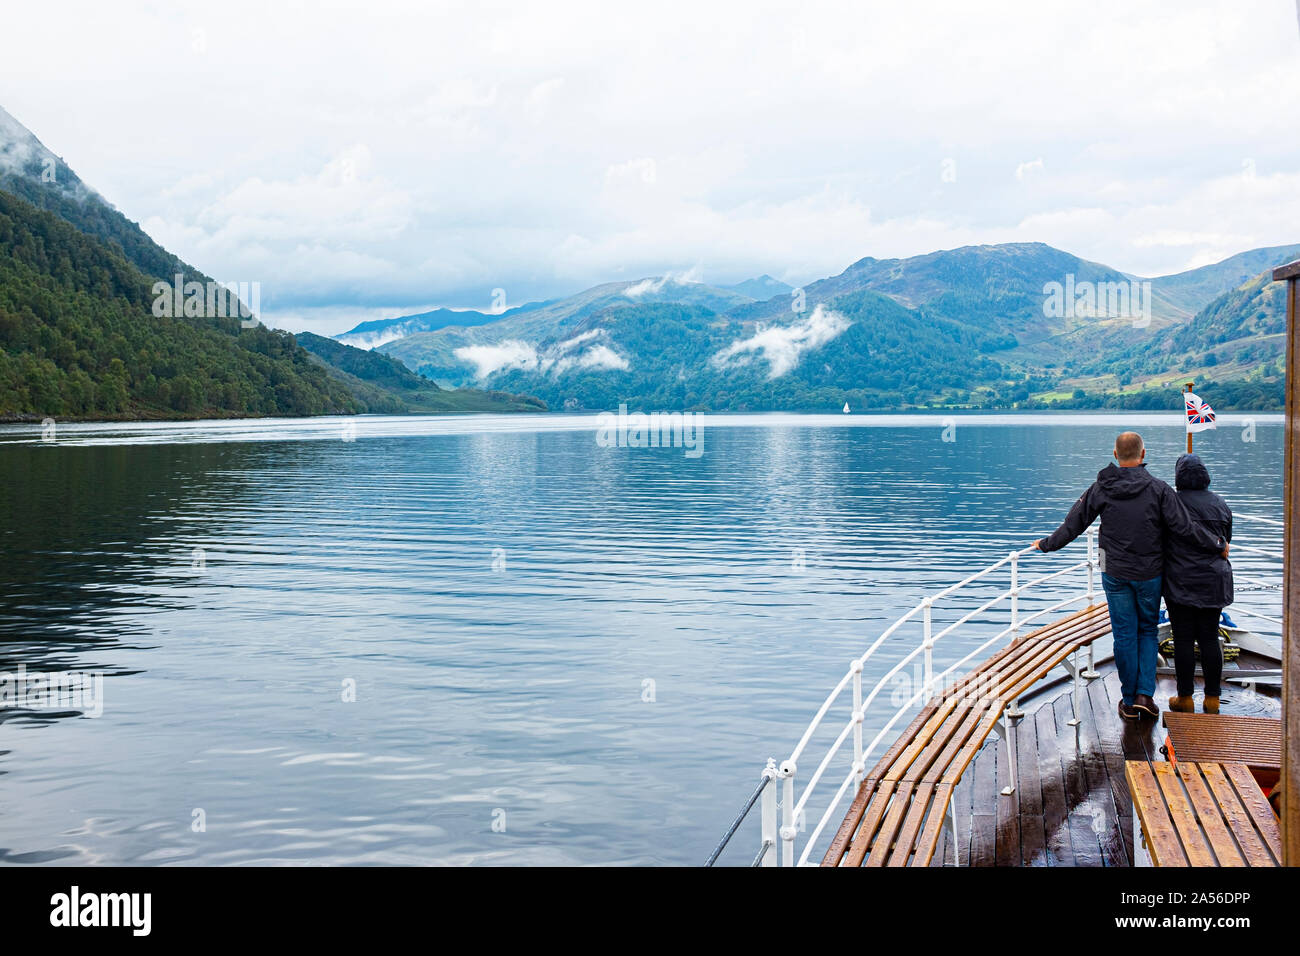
1039, 462, 1225, 581
1162, 454, 1233, 608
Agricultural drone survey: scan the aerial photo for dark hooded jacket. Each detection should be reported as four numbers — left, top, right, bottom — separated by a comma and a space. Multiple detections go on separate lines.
1039, 462, 1225, 581
1162, 454, 1233, 608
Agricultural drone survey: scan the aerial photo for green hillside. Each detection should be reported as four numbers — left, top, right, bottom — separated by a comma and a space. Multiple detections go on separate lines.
1052, 269, 1287, 410
0, 104, 203, 286
0, 104, 559, 421
481, 291, 1008, 412
1147, 244, 1300, 318
0, 188, 366, 420
371, 242, 1298, 413
295, 331, 546, 413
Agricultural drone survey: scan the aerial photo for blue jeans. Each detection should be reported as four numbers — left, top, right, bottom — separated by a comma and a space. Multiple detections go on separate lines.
1102, 572, 1162, 705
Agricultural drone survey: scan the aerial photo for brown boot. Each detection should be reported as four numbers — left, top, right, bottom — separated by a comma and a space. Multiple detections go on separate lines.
1168, 695, 1195, 713
1203, 696, 1220, 714
1133, 695, 1160, 720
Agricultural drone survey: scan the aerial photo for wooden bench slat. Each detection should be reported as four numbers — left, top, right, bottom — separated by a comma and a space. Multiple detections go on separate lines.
887, 781, 936, 867
821, 697, 946, 868
967, 615, 1105, 704
1152, 762, 1216, 867
1126, 761, 1189, 866
1196, 763, 1274, 867
893, 699, 983, 784
821, 702, 941, 866
841, 779, 898, 867
940, 705, 1004, 786
994, 629, 1099, 701
1175, 763, 1246, 867
950, 605, 1107, 696
925, 697, 993, 785
881, 696, 962, 782
821, 779, 880, 867
864, 701, 941, 779
911, 783, 953, 866
1223, 762, 1283, 863
864, 781, 916, 867
947, 604, 1107, 694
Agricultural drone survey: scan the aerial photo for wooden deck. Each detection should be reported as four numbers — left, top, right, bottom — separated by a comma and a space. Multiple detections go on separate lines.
928, 654, 1281, 867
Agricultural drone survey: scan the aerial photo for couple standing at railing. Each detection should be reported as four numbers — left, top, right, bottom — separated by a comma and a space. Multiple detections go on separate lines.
1032, 431, 1232, 721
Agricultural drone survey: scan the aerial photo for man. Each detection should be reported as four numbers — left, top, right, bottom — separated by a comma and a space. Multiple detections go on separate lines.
1032, 432, 1228, 721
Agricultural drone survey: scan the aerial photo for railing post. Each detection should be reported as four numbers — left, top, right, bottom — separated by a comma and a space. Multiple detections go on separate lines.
760, 758, 778, 867
1010, 550, 1020, 637
1083, 530, 1100, 678
1067, 648, 1084, 728
1086, 530, 1097, 604
922, 597, 934, 701
1006, 551, 1023, 719
851, 659, 865, 788
779, 759, 797, 867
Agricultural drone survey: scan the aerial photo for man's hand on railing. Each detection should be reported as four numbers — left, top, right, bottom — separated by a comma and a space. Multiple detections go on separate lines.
1031, 539, 1042, 551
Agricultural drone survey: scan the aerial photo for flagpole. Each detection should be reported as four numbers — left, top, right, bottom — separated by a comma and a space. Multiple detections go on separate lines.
1184, 380, 1194, 454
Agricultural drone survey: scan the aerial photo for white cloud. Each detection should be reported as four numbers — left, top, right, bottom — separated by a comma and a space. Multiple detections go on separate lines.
624, 267, 704, 298
712, 305, 850, 378
454, 340, 540, 378
454, 329, 629, 379
549, 343, 629, 375
1015, 158, 1044, 182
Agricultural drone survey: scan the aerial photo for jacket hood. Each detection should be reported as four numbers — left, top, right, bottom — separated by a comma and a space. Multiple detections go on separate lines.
1175, 453, 1211, 491
1096, 462, 1153, 499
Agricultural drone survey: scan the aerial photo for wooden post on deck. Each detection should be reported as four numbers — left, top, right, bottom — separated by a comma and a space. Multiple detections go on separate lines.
1273, 258, 1300, 867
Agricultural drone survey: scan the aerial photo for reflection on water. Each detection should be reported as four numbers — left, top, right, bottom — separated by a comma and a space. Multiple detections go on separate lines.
0, 413, 1283, 865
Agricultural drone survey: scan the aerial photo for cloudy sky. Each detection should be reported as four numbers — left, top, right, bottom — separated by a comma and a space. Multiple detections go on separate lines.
3, 0, 1299, 334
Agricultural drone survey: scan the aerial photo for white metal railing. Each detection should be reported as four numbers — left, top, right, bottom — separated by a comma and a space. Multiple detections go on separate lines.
712, 509, 1285, 868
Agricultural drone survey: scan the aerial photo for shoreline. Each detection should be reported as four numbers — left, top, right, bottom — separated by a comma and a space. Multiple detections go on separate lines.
1, 405, 1286, 427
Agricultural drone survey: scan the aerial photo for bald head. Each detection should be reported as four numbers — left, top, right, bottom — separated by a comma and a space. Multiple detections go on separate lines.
1114, 431, 1145, 466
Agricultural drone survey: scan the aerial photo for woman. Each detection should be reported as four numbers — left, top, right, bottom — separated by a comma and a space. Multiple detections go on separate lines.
1162, 453, 1233, 714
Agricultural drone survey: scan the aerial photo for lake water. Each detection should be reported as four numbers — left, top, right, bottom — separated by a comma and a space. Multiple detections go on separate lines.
0, 412, 1284, 865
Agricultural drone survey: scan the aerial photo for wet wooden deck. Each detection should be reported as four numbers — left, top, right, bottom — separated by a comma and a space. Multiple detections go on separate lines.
929, 656, 1281, 867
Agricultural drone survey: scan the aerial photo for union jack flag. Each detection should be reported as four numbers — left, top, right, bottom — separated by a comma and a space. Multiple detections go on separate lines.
1185, 391, 1216, 433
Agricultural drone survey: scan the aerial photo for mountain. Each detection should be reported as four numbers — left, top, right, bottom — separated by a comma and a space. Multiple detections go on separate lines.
481, 290, 1005, 412
1062, 268, 1288, 409
0, 189, 365, 419
370, 241, 1297, 412
0, 105, 544, 420
338, 275, 763, 353
0, 107, 362, 420
1146, 244, 1300, 318
736, 242, 1194, 344
377, 276, 759, 385
295, 332, 546, 413
377, 244, 1122, 404
335, 301, 553, 349
0, 105, 202, 285
722, 274, 793, 300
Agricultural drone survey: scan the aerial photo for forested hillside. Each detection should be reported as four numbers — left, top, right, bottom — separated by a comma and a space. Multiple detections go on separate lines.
296, 331, 546, 412
0, 189, 364, 419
